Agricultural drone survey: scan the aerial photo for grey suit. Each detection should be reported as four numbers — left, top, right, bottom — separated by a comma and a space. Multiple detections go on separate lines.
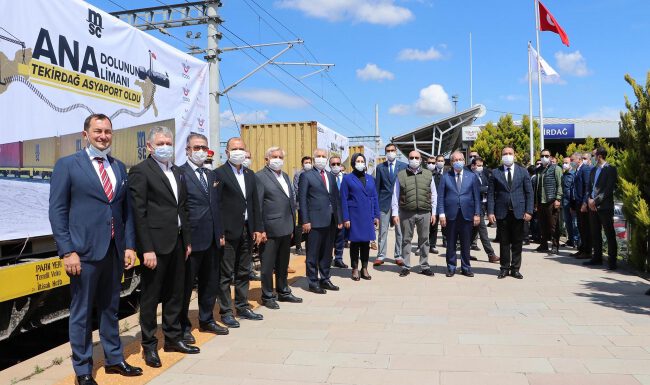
256, 167, 296, 299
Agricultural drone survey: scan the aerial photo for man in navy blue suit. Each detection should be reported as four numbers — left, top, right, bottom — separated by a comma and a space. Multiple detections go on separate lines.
49, 114, 142, 385
487, 146, 534, 279
374, 143, 407, 266
179, 133, 229, 344
438, 151, 481, 277
299, 148, 343, 294
572, 151, 593, 259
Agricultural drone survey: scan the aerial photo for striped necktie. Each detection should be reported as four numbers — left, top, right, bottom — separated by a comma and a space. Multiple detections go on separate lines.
95, 157, 114, 238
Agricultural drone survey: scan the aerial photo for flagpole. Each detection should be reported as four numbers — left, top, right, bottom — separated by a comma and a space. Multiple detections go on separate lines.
469, 32, 473, 107
534, 0, 545, 150
528, 42, 534, 165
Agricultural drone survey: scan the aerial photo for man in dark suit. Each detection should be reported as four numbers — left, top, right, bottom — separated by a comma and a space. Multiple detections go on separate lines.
129, 126, 198, 367
179, 133, 228, 345
427, 155, 445, 254
214, 137, 264, 327
256, 146, 303, 309
330, 155, 349, 268
488, 146, 534, 279
470, 157, 498, 262
292, 156, 312, 255
374, 143, 407, 266
299, 148, 343, 294
438, 151, 481, 277
573, 152, 593, 259
49, 114, 142, 385
584, 147, 618, 270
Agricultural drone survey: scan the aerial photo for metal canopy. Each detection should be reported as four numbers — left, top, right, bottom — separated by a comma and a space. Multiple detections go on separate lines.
390, 104, 485, 158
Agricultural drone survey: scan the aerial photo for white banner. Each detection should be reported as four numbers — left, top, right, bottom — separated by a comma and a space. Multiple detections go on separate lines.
0, 0, 209, 241
316, 122, 349, 163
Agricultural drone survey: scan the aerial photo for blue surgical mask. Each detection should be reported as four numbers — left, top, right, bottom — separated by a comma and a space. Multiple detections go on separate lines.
452, 161, 464, 171
87, 138, 111, 158
153, 144, 174, 163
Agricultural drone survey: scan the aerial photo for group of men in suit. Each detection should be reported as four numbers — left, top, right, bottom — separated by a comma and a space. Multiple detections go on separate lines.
49, 115, 306, 385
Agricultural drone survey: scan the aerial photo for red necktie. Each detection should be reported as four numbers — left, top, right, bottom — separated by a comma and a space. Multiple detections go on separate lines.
95, 157, 114, 238
320, 170, 327, 187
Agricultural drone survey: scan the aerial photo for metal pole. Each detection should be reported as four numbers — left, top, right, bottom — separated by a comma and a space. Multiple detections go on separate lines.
528, 42, 534, 165
534, 0, 545, 150
207, 1, 220, 155
469, 32, 473, 107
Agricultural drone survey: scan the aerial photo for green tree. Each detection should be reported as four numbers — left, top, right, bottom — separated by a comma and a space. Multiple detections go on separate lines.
471, 114, 540, 168
565, 137, 621, 168
619, 72, 650, 270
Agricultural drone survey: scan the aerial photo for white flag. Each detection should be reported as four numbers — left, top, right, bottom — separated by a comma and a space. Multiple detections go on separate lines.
529, 46, 559, 78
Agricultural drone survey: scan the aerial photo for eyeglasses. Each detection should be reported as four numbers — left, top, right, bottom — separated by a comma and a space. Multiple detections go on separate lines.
190, 145, 209, 151
427, 162, 435, 165
408, 156, 420, 160
330, 162, 341, 166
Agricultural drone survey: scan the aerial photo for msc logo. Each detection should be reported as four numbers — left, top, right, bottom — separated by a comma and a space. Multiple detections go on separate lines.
75, 139, 82, 152
136, 131, 147, 160
87, 9, 103, 38
35, 144, 40, 162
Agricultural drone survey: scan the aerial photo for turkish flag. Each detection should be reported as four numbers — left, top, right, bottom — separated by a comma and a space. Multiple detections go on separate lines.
538, 1, 570, 47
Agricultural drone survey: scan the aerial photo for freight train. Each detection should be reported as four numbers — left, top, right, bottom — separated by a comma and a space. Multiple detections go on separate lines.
0, 119, 174, 341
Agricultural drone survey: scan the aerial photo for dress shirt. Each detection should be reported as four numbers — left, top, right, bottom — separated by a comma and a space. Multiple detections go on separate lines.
86, 148, 116, 193
438, 169, 464, 218
153, 157, 181, 227
318, 167, 330, 193
271, 167, 290, 197
591, 162, 607, 199
390, 167, 437, 216
229, 161, 248, 221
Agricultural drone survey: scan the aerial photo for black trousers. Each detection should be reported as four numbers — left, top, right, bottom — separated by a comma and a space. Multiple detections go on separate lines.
539, 202, 560, 248
306, 220, 335, 287
590, 209, 617, 266
293, 211, 303, 250
429, 214, 445, 247
260, 234, 292, 300
497, 211, 525, 271
350, 241, 370, 269
472, 206, 496, 256
140, 235, 185, 349
181, 241, 220, 332
577, 209, 592, 254
218, 227, 252, 315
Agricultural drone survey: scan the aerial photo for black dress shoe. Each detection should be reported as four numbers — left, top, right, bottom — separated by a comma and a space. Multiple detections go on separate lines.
262, 299, 280, 309
420, 268, 434, 276
105, 361, 143, 377
461, 270, 474, 277
278, 293, 303, 303
333, 260, 349, 268
199, 322, 229, 335
607, 264, 618, 271
308, 286, 327, 294
360, 268, 372, 280
511, 271, 524, 279
182, 330, 196, 344
551, 246, 559, 255
429, 247, 439, 254
535, 245, 549, 252
446, 270, 455, 277
221, 315, 241, 328
163, 341, 200, 354
142, 349, 162, 368
583, 260, 603, 266
76, 375, 98, 385
237, 308, 264, 320
471, 245, 481, 251
497, 270, 509, 279
469, 256, 478, 261
399, 268, 410, 277
320, 280, 340, 291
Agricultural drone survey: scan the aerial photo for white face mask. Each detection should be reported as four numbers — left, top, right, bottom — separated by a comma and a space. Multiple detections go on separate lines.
87, 137, 111, 158
190, 150, 207, 165
408, 159, 421, 169
355, 162, 366, 172
562, 163, 571, 171
229, 149, 246, 165
476, 166, 484, 173
303, 163, 313, 171
426, 163, 436, 171
268, 158, 283, 171
436, 162, 444, 169
502, 154, 514, 167
330, 165, 341, 174
153, 144, 174, 163
242, 158, 252, 169
540, 156, 550, 166
386, 151, 397, 161
314, 157, 327, 170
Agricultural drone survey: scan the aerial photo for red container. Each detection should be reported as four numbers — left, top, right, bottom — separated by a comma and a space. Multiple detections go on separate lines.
0, 142, 23, 168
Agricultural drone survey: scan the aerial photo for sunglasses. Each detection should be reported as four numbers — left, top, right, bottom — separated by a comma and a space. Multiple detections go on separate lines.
330, 162, 341, 166
190, 145, 209, 151
408, 156, 420, 160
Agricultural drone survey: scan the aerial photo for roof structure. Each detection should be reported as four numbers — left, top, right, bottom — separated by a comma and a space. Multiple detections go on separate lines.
390, 104, 486, 157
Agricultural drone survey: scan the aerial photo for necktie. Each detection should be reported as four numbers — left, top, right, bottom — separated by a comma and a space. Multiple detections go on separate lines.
95, 157, 114, 238
389, 162, 394, 179
197, 167, 209, 194
320, 170, 327, 187
507, 167, 512, 189
337, 174, 341, 189
456, 172, 462, 191
592, 167, 602, 199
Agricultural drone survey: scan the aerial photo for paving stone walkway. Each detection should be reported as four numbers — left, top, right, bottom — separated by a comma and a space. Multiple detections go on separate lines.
148, 228, 650, 385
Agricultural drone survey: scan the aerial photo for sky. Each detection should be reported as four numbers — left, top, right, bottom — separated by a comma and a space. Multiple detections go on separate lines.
89, 0, 650, 145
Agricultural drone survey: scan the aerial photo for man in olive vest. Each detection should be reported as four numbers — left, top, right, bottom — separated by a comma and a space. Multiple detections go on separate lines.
535, 148, 563, 254
391, 150, 438, 277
